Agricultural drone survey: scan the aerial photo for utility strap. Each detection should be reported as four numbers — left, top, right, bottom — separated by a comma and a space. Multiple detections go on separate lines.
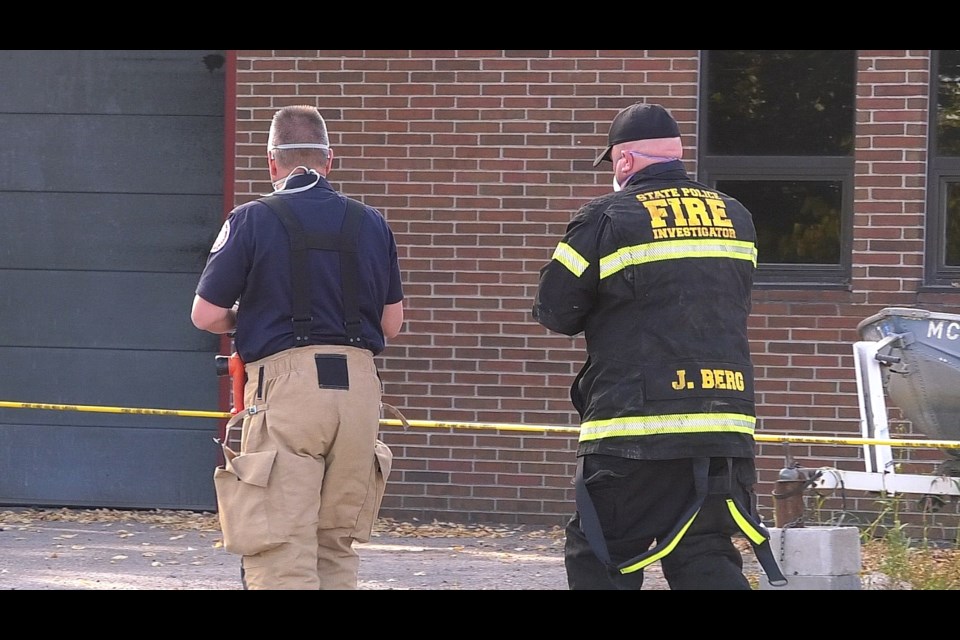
258, 195, 364, 346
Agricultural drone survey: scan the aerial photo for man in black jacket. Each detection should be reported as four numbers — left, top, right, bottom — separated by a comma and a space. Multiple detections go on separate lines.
533, 103, 784, 590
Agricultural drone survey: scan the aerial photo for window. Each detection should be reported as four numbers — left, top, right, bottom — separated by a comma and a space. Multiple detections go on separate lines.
699, 50, 857, 286
927, 50, 960, 286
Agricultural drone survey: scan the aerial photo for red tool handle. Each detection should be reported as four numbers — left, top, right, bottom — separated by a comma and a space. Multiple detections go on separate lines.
228, 352, 246, 415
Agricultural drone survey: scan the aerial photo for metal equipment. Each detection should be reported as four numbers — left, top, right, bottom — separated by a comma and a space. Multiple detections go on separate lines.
811, 307, 960, 498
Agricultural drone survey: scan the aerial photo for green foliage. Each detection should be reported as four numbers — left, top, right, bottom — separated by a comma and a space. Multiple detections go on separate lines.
859, 493, 960, 590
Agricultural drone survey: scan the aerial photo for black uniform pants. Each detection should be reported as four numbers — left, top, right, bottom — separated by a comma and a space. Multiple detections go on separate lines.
565, 454, 756, 590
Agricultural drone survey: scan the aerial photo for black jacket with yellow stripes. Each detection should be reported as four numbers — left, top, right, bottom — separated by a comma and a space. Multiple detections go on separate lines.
533, 161, 758, 461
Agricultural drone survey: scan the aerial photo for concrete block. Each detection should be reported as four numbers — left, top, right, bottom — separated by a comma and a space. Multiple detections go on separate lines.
768, 526, 862, 574
759, 526, 862, 591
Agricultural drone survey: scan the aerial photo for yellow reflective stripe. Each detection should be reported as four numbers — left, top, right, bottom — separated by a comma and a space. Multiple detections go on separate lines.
619, 509, 700, 574
579, 413, 755, 442
552, 242, 589, 277
726, 498, 766, 544
599, 239, 758, 279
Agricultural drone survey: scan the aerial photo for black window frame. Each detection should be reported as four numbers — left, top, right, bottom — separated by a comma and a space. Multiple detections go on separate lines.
697, 50, 856, 288
926, 49, 960, 288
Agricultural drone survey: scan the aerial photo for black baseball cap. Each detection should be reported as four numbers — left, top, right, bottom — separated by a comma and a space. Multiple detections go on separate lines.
592, 103, 681, 167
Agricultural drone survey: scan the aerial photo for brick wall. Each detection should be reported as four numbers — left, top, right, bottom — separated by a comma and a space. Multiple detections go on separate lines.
232, 50, 960, 540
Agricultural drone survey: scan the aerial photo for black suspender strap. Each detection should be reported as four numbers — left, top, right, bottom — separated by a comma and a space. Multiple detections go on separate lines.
574, 455, 788, 586
611, 457, 711, 575
574, 455, 613, 566
259, 195, 311, 344
724, 494, 789, 586
575, 456, 703, 573
257, 195, 365, 347
338, 199, 363, 345
705, 459, 788, 586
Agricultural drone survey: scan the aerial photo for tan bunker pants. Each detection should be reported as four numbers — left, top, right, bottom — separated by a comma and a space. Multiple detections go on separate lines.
214, 345, 391, 590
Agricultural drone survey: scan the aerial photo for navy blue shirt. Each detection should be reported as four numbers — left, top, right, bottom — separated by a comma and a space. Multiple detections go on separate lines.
196, 174, 403, 362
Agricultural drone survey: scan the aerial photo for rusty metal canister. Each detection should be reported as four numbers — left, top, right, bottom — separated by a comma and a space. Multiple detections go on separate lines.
772, 465, 807, 528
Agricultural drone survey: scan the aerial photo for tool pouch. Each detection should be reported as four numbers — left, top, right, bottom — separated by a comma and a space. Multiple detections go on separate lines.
213, 409, 282, 556
214, 448, 284, 556
352, 439, 393, 543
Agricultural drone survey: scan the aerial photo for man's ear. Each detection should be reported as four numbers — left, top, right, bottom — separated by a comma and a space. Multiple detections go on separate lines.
267, 151, 279, 180
324, 148, 334, 176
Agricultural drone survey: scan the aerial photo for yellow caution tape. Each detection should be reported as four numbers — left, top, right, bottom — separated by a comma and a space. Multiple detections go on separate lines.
0, 400, 229, 420
3, 400, 960, 450
753, 433, 960, 450
382, 418, 960, 449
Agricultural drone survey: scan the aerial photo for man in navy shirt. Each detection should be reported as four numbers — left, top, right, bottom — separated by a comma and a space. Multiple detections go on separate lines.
192, 105, 404, 590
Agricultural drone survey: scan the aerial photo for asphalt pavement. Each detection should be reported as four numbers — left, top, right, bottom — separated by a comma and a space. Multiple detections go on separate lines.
0, 508, 570, 590
1, 508, 787, 590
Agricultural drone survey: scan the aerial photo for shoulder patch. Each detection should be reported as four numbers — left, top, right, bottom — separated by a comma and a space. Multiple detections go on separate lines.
210, 219, 231, 253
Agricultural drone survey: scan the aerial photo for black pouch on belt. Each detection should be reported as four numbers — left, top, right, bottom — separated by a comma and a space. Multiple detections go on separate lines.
315, 354, 349, 390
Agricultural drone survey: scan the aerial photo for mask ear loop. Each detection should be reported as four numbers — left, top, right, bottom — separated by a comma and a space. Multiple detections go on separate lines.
626, 150, 679, 162
268, 167, 320, 195
264, 141, 330, 195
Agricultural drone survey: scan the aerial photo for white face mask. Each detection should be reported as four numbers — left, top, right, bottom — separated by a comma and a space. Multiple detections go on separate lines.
612, 173, 623, 192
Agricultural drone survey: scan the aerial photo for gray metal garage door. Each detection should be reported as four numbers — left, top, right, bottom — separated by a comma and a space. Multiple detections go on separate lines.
0, 50, 226, 510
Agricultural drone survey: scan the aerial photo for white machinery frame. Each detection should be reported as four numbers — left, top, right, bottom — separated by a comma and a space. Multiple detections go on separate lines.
811, 336, 960, 498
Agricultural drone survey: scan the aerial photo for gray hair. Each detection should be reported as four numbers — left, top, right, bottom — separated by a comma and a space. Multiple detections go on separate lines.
267, 105, 330, 168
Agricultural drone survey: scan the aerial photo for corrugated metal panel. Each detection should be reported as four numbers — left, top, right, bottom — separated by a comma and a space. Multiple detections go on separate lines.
0, 50, 226, 510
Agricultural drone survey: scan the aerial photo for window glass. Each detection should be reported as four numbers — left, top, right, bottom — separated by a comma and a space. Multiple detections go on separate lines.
937, 49, 960, 157
701, 50, 856, 284
717, 180, 842, 265
707, 50, 855, 156
946, 182, 960, 266
929, 50, 960, 284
